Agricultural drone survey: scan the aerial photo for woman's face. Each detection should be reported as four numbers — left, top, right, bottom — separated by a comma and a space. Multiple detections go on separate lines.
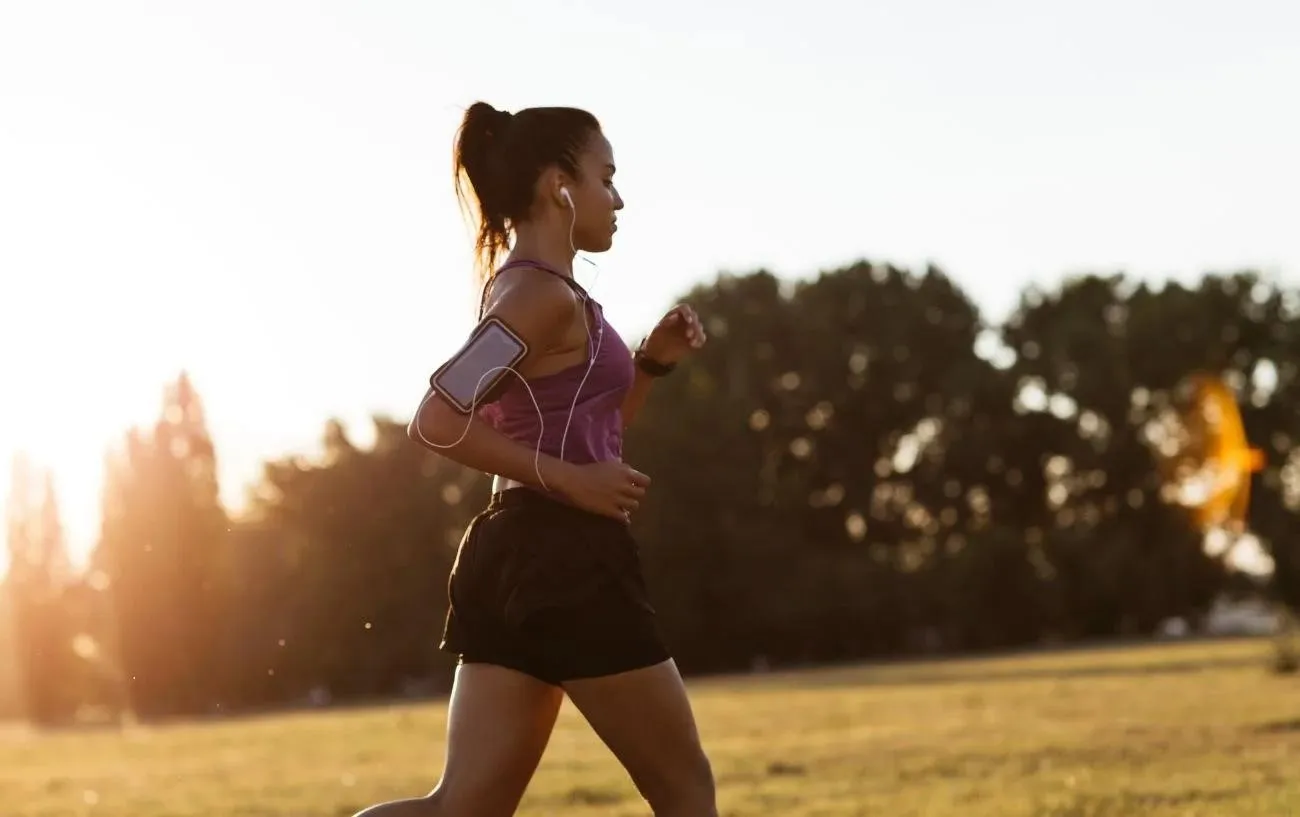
567, 130, 624, 253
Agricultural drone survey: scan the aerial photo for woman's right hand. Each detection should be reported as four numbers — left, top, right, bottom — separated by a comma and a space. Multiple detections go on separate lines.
552, 460, 650, 522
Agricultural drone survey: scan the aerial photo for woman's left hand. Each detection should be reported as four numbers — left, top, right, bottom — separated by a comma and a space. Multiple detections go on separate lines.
641, 304, 707, 365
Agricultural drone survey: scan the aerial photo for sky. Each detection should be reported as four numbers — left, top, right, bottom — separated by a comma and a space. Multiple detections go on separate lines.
1, 0, 1297, 573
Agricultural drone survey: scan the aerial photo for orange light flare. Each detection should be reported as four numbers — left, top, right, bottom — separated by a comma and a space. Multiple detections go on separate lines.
1156, 374, 1265, 535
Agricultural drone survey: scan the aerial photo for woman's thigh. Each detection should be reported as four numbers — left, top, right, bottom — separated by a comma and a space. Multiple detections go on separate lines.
433, 662, 564, 816
562, 659, 717, 816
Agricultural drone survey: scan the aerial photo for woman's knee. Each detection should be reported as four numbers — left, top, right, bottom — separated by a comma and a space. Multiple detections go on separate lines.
431, 776, 530, 817
418, 787, 444, 815
349, 790, 442, 817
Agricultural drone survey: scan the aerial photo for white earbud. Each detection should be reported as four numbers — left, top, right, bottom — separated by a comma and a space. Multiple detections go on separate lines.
560, 187, 573, 208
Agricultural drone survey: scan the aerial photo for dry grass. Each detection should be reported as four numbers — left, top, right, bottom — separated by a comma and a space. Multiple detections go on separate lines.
4, 638, 1299, 816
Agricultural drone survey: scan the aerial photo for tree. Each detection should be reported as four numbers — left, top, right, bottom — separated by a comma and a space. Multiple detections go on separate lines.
4, 456, 77, 725
94, 372, 229, 719
625, 261, 1026, 668
997, 274, 1291, 634
228, 415, 485, 707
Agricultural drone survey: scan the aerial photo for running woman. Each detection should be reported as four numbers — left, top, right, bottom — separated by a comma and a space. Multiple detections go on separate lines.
351, 102, 717, 817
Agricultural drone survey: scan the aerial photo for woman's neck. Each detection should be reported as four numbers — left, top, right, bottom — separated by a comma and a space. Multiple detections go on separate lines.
509, 220, 575, 277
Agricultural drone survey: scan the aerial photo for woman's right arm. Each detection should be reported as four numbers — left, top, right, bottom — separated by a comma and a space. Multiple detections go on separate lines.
409, 386, 577, 492
407, 274, 573, 490
407, 274, 649, 518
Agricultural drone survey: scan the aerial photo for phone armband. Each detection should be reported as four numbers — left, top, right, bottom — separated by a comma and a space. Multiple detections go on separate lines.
429, 316, 530, 414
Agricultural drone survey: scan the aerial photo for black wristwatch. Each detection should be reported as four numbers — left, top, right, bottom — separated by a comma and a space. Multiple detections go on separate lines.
634, 342, 676, 377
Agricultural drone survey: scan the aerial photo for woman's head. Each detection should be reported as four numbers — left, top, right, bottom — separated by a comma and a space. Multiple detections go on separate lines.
453, 102, 623, 277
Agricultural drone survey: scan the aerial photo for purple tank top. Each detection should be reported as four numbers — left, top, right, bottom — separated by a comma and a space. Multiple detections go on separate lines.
476, 259, 635, 466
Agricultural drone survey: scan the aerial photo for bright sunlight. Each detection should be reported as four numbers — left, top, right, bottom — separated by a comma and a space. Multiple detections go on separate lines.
0, 269, 199, 573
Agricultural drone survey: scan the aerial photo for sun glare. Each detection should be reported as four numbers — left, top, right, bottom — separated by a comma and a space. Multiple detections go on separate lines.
0, 339, 174, 578
0, 423, 114, 576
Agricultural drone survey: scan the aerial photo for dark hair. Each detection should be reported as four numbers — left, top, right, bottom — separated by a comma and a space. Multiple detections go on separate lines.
453, 101, 601, 280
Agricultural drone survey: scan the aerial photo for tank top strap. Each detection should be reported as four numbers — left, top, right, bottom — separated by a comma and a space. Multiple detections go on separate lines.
479, 258, 591, 318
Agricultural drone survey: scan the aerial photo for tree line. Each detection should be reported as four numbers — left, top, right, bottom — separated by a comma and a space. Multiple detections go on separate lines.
5, 260, 1298, 726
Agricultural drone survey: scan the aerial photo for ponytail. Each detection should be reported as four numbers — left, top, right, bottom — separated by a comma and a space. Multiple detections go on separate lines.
454, 102, 515, 281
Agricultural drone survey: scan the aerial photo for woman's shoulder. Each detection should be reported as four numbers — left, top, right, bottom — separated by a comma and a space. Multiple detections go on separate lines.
481, 264, 580, 337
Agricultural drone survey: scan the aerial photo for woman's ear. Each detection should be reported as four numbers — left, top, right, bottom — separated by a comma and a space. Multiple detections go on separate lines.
537, 167, 570, 209
553, 172, 574, 209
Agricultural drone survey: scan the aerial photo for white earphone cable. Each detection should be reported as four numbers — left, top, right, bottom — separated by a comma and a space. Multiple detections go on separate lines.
559, 194, 603, 463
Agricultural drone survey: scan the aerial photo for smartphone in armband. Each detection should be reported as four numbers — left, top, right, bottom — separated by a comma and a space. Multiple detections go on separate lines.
429, 316, 530, 415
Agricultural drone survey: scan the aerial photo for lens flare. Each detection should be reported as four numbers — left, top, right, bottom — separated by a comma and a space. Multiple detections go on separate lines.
1158, 374, 1264, 532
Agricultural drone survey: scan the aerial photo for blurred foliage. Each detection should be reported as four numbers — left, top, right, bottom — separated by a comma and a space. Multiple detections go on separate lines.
5, 261, 1298, 721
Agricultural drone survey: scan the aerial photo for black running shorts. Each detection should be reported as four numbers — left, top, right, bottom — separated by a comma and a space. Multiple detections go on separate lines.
440, 487, 671, 685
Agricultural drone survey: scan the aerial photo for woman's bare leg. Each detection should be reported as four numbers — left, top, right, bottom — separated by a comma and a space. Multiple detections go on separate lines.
562, 659, 717, 817
351, 663, 563, 817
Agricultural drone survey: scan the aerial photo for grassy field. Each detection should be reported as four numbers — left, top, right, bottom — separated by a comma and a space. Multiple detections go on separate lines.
4, 638, 1299, 816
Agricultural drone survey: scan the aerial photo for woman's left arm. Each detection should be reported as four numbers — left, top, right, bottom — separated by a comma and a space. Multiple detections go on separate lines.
620, 304, 707, 429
